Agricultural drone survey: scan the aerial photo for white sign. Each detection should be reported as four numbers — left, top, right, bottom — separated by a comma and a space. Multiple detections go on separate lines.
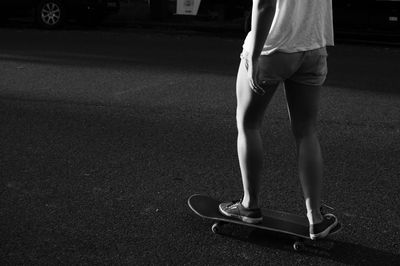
176, 0, 201, 16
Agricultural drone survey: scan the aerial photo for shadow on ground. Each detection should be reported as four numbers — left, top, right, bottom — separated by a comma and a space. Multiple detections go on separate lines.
2, 25, 400, 96
215, 225, 400, 265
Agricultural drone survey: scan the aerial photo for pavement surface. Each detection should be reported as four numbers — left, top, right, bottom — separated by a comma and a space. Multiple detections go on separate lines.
0, 26, 399, 265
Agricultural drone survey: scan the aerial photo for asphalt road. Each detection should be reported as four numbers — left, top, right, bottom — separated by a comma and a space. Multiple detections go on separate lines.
0, 26, 399, 265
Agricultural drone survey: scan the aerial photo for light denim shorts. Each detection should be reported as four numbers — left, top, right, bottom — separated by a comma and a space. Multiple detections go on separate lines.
240, 47, 328, 86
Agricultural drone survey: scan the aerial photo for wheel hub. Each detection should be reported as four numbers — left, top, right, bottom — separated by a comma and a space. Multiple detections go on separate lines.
41, 3, 61, 25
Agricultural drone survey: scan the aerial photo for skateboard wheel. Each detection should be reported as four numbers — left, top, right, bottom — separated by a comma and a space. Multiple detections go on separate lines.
293, 241, 304, 251
211, 222, 222, 234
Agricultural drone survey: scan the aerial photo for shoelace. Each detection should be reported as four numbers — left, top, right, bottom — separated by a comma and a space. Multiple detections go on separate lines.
227, 200, 242, 210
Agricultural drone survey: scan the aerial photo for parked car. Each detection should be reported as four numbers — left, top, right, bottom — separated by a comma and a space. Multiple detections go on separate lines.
0, 0, 120, 29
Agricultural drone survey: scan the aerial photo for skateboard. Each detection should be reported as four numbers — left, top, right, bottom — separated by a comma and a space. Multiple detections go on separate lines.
188, 194, 341, 251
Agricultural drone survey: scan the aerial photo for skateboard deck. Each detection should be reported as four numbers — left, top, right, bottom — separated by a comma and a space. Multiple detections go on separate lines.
188, 194, 341, 244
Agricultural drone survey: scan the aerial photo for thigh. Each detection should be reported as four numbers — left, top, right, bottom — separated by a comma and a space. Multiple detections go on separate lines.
284, 80, 321, 133
236, 59, 280, 129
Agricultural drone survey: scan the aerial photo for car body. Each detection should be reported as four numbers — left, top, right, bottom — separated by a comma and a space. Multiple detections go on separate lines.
333, 0, 400, 30
0, 0, 120, 29
168, 0, 399, 32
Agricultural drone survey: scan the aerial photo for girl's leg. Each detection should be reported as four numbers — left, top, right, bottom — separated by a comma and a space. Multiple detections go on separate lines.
284, 80, 324, 224
236, 59, 280, 209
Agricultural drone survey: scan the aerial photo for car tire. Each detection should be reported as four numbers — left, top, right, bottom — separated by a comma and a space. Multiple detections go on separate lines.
36, 0, 65, 29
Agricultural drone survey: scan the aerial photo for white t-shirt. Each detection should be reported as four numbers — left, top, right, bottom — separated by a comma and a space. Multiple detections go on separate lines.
243, 0, 334, 55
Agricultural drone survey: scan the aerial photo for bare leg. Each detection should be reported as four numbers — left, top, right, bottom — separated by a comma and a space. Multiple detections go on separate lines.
236, 59, 280, 209
284, 80, 324, 224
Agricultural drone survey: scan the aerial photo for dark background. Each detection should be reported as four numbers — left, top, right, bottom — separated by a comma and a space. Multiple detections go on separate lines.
0, 0, 399, 265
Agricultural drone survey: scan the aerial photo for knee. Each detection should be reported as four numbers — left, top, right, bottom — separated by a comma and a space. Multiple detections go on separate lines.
236, 112, 261, 132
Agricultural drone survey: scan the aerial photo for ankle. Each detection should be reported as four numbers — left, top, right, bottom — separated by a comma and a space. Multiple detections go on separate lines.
241, 196, 258, 209
307, 210, 323, 225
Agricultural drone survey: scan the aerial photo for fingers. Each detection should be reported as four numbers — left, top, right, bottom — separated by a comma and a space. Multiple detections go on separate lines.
249, 79, 266, 96
245, 65, 265, 95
